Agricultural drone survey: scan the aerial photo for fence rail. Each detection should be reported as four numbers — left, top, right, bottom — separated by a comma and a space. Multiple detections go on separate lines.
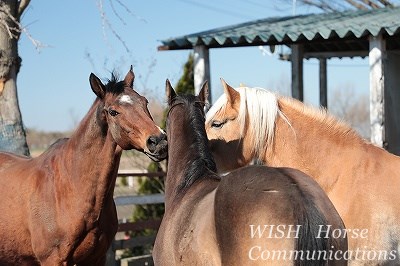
117, 219, 162, 232
114, 194, 164, 206
106, 171, 165, 266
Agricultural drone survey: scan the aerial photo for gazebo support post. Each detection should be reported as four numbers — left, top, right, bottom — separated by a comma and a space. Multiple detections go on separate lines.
383, 48, 400, 155
369, 35, 385, 148
319, 58, 328, 108
194, 45, 211, 104
291, 44, 304, 101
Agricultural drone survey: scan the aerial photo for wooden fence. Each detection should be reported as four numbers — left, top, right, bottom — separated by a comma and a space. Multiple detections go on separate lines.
106, 171, 166, 266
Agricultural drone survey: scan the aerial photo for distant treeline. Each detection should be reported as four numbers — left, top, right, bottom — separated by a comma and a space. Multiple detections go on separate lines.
26, 129, 70, 151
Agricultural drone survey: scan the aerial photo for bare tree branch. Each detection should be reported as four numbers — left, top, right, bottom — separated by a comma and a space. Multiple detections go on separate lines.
344, 0, 369, 10
376, 0, 395, 7
113, 0, 147, 23
0, 1, 46, 51
19, 26, 46, 51
0, 19, 16, 39
136, 57, 157, 96
0, 3, 19, 38
17, 0, 30, 19
96, 0, 131, 53
108, 0, 127, 26
301, 0, 339, 12
360, 0, 380, 8
329, 85, 370, 138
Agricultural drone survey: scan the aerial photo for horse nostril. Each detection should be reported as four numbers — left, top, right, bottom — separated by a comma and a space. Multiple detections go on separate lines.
147, 136, 157, 151
147, 134, 168, 156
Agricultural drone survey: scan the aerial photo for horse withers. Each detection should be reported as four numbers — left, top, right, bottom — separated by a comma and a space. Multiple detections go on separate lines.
205, 79, 400, 265
153, 80, 347, 265
0, 67, 167, 266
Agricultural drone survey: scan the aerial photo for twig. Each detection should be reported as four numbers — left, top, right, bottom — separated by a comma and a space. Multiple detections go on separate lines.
0, 2, 46, 51
360, 0, 381, 8
108, 0, 127, 25
20, 26, 47, 52
113, 0, 147, 23
344, 0, 369, 10
96, 0, 131, 54
376, 0, 395, 7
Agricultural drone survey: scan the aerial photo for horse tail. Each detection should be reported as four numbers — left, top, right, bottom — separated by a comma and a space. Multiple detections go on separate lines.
274, 168, 345, 265
295, 202, 328, 266
294, 193, 342, 265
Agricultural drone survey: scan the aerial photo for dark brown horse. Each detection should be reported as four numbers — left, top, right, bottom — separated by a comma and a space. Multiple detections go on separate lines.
153, 81, 347, 265
0, 67, 167, 266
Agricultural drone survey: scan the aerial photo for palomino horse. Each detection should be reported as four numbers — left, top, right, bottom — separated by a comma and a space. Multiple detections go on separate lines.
205, 79, 400, 265
153, 80, 347, 265
0, 67, 167, 266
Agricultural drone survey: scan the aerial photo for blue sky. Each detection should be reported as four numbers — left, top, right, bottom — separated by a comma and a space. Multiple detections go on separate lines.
17, 0, 369, 132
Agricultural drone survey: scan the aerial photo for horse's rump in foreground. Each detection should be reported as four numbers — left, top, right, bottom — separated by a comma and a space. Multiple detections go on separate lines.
205, 79, 400, 265
153, 81, 347, 265
0, 68, 167, 266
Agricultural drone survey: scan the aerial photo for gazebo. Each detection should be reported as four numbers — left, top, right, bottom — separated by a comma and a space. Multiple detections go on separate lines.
158, 7, 400, 155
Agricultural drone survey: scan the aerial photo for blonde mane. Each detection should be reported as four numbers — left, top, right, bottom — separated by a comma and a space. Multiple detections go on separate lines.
207, 86, 364, 159
206, 86, 284, 158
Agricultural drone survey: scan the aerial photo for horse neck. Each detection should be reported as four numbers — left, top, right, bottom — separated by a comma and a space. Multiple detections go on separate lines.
165, 109, 216, 209
265, 98, 366, 191
65, 99, 121, 198
165, 116, 192, 205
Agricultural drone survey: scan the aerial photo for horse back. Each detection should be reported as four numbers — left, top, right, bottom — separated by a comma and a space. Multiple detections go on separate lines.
214, 165, 347, 265
0, 138, 69, 170
0, 151, 29, 169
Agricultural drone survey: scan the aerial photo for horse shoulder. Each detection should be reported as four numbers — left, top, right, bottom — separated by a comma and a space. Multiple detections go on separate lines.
184, 189, 220, 264
155, 187, 220, 265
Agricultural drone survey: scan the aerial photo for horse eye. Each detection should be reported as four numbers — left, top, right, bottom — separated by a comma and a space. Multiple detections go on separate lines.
211, 120, 225, 128
108, 109, 119, 117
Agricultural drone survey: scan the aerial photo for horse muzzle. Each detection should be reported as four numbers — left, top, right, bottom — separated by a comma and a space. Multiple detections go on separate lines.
145, 133, 168, 162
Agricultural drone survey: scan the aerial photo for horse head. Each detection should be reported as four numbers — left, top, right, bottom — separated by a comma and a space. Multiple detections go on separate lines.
205, 78, 282, 172
89, 66, 167, 161
205, 79, 249, 172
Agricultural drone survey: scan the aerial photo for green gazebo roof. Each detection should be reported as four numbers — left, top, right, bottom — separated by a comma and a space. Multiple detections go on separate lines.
158, 7, 400, 57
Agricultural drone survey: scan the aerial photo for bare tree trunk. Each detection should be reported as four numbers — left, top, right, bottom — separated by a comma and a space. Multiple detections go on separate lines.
0, 0, 29, 156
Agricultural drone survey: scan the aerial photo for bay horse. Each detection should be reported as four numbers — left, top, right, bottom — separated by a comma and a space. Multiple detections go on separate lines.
0, 67, 167, 266
205, 79, 400, 265
153, 80, 347, 265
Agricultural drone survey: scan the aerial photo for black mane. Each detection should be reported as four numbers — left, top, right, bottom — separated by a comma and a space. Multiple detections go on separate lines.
169, 94, 220, 193
105, 72, 125, 94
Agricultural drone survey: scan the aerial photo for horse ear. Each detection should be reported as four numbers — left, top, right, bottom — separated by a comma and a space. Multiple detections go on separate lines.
89, 73, 106, 99
221, 78, 239, 106
165, 79, 176, 105
124, 65, 135, 88
198, 80, 209, 106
